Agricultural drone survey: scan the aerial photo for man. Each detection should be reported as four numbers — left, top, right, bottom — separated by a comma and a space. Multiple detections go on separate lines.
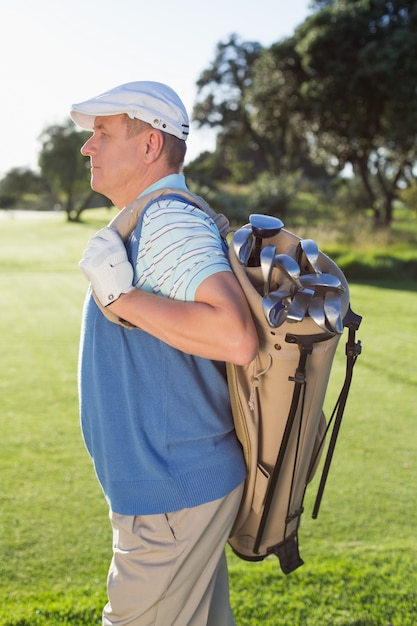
70, 81, 258, 625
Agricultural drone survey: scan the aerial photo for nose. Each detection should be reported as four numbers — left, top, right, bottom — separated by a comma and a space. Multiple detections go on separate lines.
81, 135, 95, 156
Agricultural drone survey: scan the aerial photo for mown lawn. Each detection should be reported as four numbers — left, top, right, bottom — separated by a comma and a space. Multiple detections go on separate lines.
0, 210, 416, 625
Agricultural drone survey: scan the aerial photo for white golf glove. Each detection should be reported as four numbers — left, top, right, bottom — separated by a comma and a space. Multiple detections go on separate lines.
79, 227, 134, 306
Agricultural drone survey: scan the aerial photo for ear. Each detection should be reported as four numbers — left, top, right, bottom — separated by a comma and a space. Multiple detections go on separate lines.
143, 129, 165, 164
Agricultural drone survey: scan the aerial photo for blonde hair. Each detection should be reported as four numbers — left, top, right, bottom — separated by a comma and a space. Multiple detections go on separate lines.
124, 115, 187, 169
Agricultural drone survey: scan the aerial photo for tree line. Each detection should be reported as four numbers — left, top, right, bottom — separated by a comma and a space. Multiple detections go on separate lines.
1, 0, 416, 226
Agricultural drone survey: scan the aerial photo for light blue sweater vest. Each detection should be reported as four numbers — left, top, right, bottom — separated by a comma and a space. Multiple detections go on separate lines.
78, 187, 246, 515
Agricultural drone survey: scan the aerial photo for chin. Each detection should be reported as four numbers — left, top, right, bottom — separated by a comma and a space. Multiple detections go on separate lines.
90, 178, 104, 195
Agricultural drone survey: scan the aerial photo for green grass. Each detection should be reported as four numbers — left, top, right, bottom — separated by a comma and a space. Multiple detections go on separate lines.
0, 209, 416, 625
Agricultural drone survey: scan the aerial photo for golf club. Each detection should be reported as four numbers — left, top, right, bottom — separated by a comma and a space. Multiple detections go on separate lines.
286, 288, 314, 323
308, 295, 328, 332
296, 239, 322, 275
232, 227, 254, 265
323, 291, 344, 334
260, 245, 277, 296
248, 214, 284, 266
273, 254, 303, 290
299, 273, 345, 293
262, 285, 292, 327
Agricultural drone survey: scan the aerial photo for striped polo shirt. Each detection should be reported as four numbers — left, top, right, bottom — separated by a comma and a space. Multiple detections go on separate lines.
130, 174, 231, 300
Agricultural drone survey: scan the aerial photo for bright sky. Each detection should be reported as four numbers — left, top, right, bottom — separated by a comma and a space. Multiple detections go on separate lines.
0, 0, 311, 177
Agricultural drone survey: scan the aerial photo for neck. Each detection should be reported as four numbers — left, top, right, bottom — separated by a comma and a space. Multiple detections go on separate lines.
113, 166, 179, 210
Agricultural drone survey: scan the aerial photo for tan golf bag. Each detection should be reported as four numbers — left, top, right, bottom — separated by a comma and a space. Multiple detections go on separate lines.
226, 225, 361, 573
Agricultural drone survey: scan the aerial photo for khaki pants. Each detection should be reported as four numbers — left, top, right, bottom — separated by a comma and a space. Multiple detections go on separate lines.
102, 483, 244, 626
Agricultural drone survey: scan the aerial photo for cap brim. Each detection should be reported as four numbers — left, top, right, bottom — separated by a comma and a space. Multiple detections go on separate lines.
69, 109, 96, 131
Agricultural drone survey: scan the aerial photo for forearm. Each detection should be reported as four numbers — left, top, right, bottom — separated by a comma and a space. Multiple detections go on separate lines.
108, 273, 258, 365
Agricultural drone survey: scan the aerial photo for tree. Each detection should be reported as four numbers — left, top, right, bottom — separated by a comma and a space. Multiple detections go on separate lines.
252, 0, 417, 226
193, 3, 417, 226
191, 33, 331, 184
38, 120, 92, 221
192, 34, 269, 181
248, 36, 321, 175
0, 167, 48, 208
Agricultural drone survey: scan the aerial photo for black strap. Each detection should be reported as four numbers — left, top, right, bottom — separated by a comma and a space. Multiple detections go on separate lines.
311, 306, 362, 519
253, 332, 334, 556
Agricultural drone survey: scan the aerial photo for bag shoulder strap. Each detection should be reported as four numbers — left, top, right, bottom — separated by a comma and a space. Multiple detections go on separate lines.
108, 187, 233, 242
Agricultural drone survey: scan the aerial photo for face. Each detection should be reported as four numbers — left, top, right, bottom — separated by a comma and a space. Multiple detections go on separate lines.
81, 115, 146, 208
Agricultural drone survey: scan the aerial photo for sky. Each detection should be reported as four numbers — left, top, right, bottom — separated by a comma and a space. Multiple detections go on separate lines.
0, 0, 311, 177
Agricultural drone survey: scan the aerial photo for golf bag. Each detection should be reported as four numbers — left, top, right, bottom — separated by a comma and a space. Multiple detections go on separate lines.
94, 189, 362, 575
226, 221, 362, 573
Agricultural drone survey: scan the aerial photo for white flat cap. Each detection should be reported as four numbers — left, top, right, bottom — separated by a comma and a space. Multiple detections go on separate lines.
70, 81, 189, 140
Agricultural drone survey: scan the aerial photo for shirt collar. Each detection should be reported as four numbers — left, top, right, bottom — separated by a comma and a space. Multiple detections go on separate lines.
140, 174, 187, 197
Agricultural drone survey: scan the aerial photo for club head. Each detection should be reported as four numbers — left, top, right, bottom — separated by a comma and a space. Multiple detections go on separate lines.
262, 286, 292, 328
260, 245, 277, 296
297, 239, 322, 275
323, 291, 344, 334
299, 273, 345, 293
249, 214, 284, 239
308, 295, 328, 332
266, 285, 293, 302
248, 214, 284, 266
286, 288, 314, 323
232, 227, 254, 265
262, 297, 288, 328
274, 254, 303, 289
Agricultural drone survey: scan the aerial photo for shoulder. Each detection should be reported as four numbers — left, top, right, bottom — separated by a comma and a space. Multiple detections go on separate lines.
143, 195, 216, 230
133, 196, 231, 300
140, 196, 223, 249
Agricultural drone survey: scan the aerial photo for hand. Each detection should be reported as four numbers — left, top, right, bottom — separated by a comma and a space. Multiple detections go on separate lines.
79, 227, 134, 306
